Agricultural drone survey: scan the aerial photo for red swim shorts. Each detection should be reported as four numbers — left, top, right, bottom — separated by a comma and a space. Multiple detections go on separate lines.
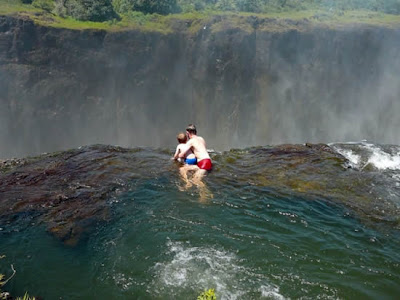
197, 158, 212, 171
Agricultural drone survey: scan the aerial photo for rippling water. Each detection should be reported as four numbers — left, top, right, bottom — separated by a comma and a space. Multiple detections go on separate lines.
1, 142, 400, 299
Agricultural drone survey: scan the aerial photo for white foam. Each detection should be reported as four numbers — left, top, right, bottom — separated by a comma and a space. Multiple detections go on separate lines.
392, 174, 400, 181
113, 273, 134, 290
331, 145, 361, 168
151, 240, 284, 299
336, 149, 360, 166
260, 285, 286, 300
363, 144, 400, 170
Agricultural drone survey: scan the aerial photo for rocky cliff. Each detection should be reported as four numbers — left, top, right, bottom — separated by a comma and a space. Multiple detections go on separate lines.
1, 15, 400, 158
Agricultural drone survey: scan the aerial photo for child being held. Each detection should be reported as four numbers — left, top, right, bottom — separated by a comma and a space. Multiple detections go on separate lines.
173, 132, 197, 165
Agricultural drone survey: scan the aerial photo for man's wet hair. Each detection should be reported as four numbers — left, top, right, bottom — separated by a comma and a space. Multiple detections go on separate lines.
177, 132, 187, 143
186, 124, 197, 135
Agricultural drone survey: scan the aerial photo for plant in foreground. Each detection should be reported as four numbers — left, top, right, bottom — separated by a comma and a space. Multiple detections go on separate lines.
1, 256, 35, 300
16, 292, 36, 300
197, 288, 216, 300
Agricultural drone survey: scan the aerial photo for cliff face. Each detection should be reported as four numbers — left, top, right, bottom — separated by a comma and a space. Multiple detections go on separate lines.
1, 15, 400, 158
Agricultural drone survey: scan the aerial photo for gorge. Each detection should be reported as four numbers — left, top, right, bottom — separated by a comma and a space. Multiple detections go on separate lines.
1, 14, 400, 158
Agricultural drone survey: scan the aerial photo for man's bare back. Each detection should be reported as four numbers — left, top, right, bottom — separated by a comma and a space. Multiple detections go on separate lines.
179, 124, 212, 172
183, 135, 210, 162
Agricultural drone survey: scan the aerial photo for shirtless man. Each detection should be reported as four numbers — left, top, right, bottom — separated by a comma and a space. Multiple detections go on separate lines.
178, 124, 212, 184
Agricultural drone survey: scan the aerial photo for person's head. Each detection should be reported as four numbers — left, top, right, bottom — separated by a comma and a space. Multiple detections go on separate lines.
177, 132, 187, 144
186, 124, 197, 138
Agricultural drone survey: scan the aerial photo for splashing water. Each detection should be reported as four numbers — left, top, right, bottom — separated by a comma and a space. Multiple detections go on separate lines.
362, 144, 400, 170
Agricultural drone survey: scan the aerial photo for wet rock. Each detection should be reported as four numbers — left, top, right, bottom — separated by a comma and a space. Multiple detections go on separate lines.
213, 143, 400, 228
0, 145, 164, 246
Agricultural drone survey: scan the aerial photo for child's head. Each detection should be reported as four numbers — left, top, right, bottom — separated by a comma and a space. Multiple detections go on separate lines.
176, 132, 187, 144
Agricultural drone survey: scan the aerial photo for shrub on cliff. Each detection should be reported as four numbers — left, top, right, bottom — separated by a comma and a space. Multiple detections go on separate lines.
318, 0, 400, 14
235, 0, 261, 12
32, 0, 55, 12
55, 0, 119, 21
383, 0, 400, 14
113, 0, 179, 15
177, 0, 400, 14
215, 0, 237, 11
177, 0, 218, 12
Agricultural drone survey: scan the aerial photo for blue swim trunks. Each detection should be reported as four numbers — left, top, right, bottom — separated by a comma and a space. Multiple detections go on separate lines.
185, 157, 197, 165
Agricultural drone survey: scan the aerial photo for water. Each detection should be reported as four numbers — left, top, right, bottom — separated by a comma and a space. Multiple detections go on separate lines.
1, 142, 400, 299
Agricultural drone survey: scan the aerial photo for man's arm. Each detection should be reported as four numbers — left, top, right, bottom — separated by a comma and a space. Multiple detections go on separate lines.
178, 141, 193, 158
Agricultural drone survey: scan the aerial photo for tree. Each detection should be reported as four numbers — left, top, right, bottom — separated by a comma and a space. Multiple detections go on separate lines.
32, 0, 55, 12
112, 0, 179, 15
384, 0, 400, 14
60, 0, 118, 21
112, 0, 132, 14
235, 0, 261, 12
216, 0, 237, 11
132, 0, 179, 15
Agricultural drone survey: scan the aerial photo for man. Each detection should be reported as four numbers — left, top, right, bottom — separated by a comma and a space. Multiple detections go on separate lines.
178, 124, 212, 183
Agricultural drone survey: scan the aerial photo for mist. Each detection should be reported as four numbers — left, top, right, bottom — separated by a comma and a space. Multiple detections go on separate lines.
0, 15, 399, 159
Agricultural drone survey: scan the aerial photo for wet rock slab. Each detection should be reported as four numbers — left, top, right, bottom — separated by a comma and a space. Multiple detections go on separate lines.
213, 143, 400, 228
0, 145, 168, 246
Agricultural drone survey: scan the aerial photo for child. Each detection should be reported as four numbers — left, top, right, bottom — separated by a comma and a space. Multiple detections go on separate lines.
173, 132, 198, 188
173, 132, 197, 165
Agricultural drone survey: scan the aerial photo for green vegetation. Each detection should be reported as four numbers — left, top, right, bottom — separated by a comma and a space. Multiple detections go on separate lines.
0, 0, 40, 14
1, 256, 12, 300
197, 288, 217, 300
57, 0, 118, 22
16, 292, 36, 300
32, 0, 54, 12
113, 0, 180, 15
0, 0, 400, 32
1, 256, 35, 300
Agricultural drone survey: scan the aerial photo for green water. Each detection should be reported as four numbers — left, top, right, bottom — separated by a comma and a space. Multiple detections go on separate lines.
1, 176, 399, 299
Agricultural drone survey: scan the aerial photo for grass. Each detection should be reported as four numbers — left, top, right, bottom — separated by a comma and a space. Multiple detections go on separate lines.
0, 0, 40, 14
331, 10, 400, 27
33, 15, 116, 30
1, 0, 400, 33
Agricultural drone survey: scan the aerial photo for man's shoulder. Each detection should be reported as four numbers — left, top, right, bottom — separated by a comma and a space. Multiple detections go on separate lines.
195, 136, 205, 143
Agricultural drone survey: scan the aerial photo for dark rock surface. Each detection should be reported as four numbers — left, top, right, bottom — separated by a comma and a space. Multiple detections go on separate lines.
0, 145, 161, 245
